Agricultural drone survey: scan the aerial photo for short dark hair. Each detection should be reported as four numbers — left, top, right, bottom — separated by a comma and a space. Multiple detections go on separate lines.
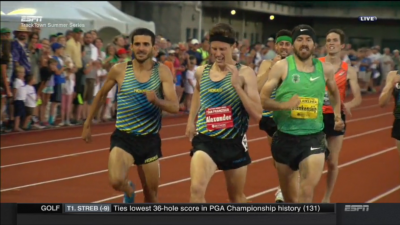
291, 24, 315, 36
131, 28, 155, 46
189, 55, 196, 61
84, 32, 92, 38
276, 29, 292, 38
209, 23, 236, 40
26, 75, 34, 84
327, 28, 345, 44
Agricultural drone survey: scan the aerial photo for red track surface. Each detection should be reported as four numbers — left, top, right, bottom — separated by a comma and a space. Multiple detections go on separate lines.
1, 96, 399, 203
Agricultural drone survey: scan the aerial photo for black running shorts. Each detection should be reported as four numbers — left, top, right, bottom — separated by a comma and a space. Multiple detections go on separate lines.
259, 116, 277, 137
392, 119, 400, 141
271, 130, 326, 171
323, 112, 346, 137
190, 133, 251, 171
110, 129, 162, 165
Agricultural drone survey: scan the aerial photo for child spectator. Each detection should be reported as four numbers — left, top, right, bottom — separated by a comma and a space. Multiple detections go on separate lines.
13, 66, 27, 132
184, 56, 197, 113
23, 75, 44, 130
117, 48, 130, 63
60, 58, 74, 126
50, 43, 66, 126
39, 58, 57, 126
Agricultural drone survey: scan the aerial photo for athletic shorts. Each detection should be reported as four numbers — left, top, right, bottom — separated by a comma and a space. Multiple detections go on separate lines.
323, 112, 346, 137
175, 75, 182, 87
190, 133, 251, 171
110, 129, 162, 165
271, 130, 326, 171
50, 84, 62, 103
13, 100, 26, 118
259, 116, 277, 137
84, 78, 96, 102
392, 119, 400, 141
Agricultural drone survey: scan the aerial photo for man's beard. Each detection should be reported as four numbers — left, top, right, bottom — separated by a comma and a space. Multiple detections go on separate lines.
293, 47, 312, 61
134, 52, 151, 64
17, 35, 26, 41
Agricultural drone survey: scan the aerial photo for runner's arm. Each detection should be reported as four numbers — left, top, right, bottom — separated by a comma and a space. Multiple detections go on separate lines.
345, 66, 362, 109
85, 63, 119, 126
256, 60, 272, 92
238, 66, 263, 121
260, 60, 285, 111
157, 64, 180, 113
187, 65, 205, 124
324, 62, 342, 117
379, 71, 397, 107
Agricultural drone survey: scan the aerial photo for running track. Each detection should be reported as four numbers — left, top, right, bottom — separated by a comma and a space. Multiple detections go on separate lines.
1, 96, 399, 203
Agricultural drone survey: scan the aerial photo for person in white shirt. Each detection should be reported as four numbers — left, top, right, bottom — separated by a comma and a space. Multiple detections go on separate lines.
23, 75, 42, 130
184, 56, 197, 112
13, 66, 27, 132
60, 59, 75, 126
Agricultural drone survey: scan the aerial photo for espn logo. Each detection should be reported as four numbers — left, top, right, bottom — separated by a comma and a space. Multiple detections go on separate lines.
344, 205, 369, 212
359, 16, 377, 22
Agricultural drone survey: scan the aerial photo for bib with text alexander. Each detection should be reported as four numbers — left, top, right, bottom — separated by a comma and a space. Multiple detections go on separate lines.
291, 97, 319, 119
206, 106, 234, 131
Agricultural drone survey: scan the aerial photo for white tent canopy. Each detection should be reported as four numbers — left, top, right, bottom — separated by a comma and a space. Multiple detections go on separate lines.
0, 1, 155, 42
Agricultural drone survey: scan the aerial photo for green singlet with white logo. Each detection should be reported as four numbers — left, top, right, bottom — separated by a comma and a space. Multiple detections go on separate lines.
273, 55, 326, 135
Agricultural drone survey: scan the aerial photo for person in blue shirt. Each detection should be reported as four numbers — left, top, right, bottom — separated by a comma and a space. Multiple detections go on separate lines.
49, 43, 66, 126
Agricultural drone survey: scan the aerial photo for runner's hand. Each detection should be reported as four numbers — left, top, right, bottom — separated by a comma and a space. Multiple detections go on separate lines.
144, 90, 158, 104
81, 122, 92, 143
334, 116, 345, 131
392, 75, 400, 85
282, 94, 301, 110
227, 64, 242, 88
185, 123, 197, 142
343, 102, 352, 117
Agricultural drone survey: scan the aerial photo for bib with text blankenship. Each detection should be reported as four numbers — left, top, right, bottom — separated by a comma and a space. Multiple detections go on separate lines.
206, 106, 234, 131
291, 97, 319, 119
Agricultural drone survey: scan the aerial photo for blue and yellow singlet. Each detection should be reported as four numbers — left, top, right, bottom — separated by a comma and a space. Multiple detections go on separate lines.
115, 61, 163, 135
262, 88, 276, 118
196, 63, 249, 139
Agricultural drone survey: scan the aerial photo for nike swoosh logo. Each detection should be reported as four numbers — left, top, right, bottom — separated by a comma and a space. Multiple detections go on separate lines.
310, 147, 320, 151
300, 29, 308, 32
310, 77, 320, 81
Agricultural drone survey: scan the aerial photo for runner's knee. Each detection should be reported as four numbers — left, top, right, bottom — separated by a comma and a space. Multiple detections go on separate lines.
109, 177, 125, 191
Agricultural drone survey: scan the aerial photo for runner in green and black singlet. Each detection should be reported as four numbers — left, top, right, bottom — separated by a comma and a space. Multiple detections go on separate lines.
379, 70, 400, 154
260, 24, 343, 203
186, 22, 262, 203
81, 28, 179, 204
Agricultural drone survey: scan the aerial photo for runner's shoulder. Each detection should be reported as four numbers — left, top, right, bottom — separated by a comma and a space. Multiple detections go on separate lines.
195, 64, 207, 79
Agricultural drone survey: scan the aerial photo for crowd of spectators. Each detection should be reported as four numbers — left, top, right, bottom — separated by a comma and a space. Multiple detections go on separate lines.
0, 23, 399, 133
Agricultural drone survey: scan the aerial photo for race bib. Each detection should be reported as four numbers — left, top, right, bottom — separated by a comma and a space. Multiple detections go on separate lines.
291, 97, 319, 119
323, 91, 330, 106
206, 106, 234, 131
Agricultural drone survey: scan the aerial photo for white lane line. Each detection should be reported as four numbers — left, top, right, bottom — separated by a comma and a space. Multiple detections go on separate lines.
94, 146, 397, 203
247, 146, 397, 200
1, 102, 388, 150
366, 185, 400, 203
1, 112, 392, 168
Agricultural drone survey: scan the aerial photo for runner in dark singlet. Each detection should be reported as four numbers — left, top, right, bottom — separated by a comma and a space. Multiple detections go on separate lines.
256, 29, 293, 202
82, 28, 179, 203
319, 29, 362, 203
185, 23, 262, 203
379, 70, 400, 155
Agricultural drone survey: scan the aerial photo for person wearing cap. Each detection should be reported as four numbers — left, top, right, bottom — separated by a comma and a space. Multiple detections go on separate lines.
187, 39, 202, 66
11, 24, 31, 80
65, 27, 83, 69
264, 37, 277, 60
49, 42, 66, 126
117, 48, 131, 63
261, 24, 343, 203
186, 23, 262, 203
1, 28, 11, 40
82, 28, 179, 204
